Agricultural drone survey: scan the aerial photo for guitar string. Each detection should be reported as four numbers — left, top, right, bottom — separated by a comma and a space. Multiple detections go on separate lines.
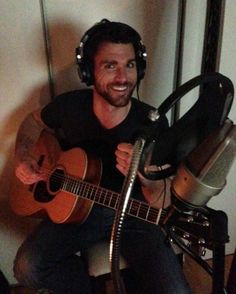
35, 166, 167, 224
38, 167, 167, 223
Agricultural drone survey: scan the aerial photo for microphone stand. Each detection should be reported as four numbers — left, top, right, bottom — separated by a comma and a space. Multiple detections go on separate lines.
110, 137, 146, 294
110, 108, 163, 293
165, 206, 229, 294
208, 208, 229, 294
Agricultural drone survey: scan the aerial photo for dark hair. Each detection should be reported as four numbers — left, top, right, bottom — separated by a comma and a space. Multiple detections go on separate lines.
76, 19, 146, 86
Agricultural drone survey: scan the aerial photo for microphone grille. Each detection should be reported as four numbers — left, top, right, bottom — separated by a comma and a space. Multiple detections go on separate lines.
203, 135, 236, 187
186, 120, 236, 188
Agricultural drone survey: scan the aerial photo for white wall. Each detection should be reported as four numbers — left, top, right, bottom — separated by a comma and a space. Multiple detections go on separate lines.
0, 0, 235, 284
0, 0, 51, 283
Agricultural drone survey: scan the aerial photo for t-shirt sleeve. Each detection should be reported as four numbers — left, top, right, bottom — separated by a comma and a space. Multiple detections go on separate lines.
40, 94, 68, 129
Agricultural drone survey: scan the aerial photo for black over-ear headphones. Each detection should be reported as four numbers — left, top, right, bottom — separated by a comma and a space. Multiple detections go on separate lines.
75, 19, 147, 86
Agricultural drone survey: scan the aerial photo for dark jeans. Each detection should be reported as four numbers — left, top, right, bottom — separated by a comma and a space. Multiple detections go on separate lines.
14, 205, 191, 294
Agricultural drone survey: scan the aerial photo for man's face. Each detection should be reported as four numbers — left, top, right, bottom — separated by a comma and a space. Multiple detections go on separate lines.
93, 42, 138, 107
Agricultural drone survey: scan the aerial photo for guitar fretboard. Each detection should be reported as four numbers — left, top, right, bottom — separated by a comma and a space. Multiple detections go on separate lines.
59, 173, 166, 225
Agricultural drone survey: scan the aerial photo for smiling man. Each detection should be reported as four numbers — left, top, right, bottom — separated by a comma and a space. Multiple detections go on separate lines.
12, 19, 191, 294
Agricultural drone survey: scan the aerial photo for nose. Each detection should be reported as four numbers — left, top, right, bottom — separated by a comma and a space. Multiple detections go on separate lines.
114, 67, 128, 83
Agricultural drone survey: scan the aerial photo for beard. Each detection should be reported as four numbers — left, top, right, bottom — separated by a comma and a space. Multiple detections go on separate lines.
94, 81, 136, 107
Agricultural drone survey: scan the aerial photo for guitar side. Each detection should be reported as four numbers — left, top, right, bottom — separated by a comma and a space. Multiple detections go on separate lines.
9, 131, 102, 224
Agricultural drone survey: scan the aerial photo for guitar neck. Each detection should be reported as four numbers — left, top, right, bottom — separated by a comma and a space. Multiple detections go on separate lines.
62, 174, 167, 225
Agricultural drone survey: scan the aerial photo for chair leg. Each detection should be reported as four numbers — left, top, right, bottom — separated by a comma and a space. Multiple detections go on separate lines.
227, 249, 236, 294
90, 274, 109, 294
122, 269, 143, 294
90, 270, 135, 294
177, 253, 184, 266
0, 270, 10, 294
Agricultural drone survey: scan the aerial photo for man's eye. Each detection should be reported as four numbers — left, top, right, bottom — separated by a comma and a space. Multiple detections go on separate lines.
105, 63, 115, 69
127, 62, 136, 68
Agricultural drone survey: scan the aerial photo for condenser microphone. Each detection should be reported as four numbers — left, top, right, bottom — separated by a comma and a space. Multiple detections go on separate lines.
138, 72, 234, 181
171, 119, 236, 212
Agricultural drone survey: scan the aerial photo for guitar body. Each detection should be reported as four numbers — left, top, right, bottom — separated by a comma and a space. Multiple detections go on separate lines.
10, 131, 102, 224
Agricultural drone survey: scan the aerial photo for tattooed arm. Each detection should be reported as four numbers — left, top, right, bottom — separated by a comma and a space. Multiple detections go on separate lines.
15, 109, 52, 184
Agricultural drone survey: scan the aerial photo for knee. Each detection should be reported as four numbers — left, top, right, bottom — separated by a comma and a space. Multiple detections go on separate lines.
14, 247, 41, 288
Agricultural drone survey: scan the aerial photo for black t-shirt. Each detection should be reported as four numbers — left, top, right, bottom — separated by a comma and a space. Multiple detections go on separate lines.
41, 89, 168, 200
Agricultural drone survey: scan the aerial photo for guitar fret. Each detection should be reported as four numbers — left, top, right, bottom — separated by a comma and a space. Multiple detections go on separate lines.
151, 208, 162, 224
63, 176, 69, 191
147, 207, 156, 222
94, 186, 102, 203
78, 181, 86, 196
95, 185, 103, 201
148, 207, 162, 224
102, 190, 108, 204
128, 199, 140, 216
72, 178, 78, 194
90, 185, 98, 201
70, 178, 74, 192
90, 183, 98, 201
84, 184, 91, 200
104, 191, 112, 206
146, 205, 151, 220
69, 178, 73, 193
98, 188, 105, 204
138, 203, 149, 220
66, 177, 71, 192
71, 178, 77, 194
75, 179, 81, 195
110, 193, 118, 209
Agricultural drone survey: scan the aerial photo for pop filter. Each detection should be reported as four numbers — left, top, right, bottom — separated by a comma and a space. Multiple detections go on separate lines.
139, 72, 234, 180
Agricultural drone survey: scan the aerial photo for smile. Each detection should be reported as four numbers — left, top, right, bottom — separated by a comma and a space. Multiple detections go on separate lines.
111, 85, 128, 91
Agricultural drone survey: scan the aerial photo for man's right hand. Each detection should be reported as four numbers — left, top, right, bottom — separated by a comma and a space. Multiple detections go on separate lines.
15, 156, 45, 185
14, 110, 51, 185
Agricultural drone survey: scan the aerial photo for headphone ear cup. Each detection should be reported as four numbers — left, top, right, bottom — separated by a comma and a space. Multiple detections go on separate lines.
76, 46, 93, 86
137, 41, 146, 81
137, 58, 146, 81
76, 20, 110, 86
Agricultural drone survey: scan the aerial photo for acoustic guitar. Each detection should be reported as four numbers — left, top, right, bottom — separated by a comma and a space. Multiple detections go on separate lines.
10, 131, 211, 251
10, 131, 165, 225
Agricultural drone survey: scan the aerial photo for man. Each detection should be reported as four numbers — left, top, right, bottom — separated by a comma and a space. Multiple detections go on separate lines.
13, 19, 191, 293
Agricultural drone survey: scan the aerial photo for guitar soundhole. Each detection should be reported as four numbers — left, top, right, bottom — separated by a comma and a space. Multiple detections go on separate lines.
34, 181, 54, 203
49, 169, 64, 193
33, 169, 64, 203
